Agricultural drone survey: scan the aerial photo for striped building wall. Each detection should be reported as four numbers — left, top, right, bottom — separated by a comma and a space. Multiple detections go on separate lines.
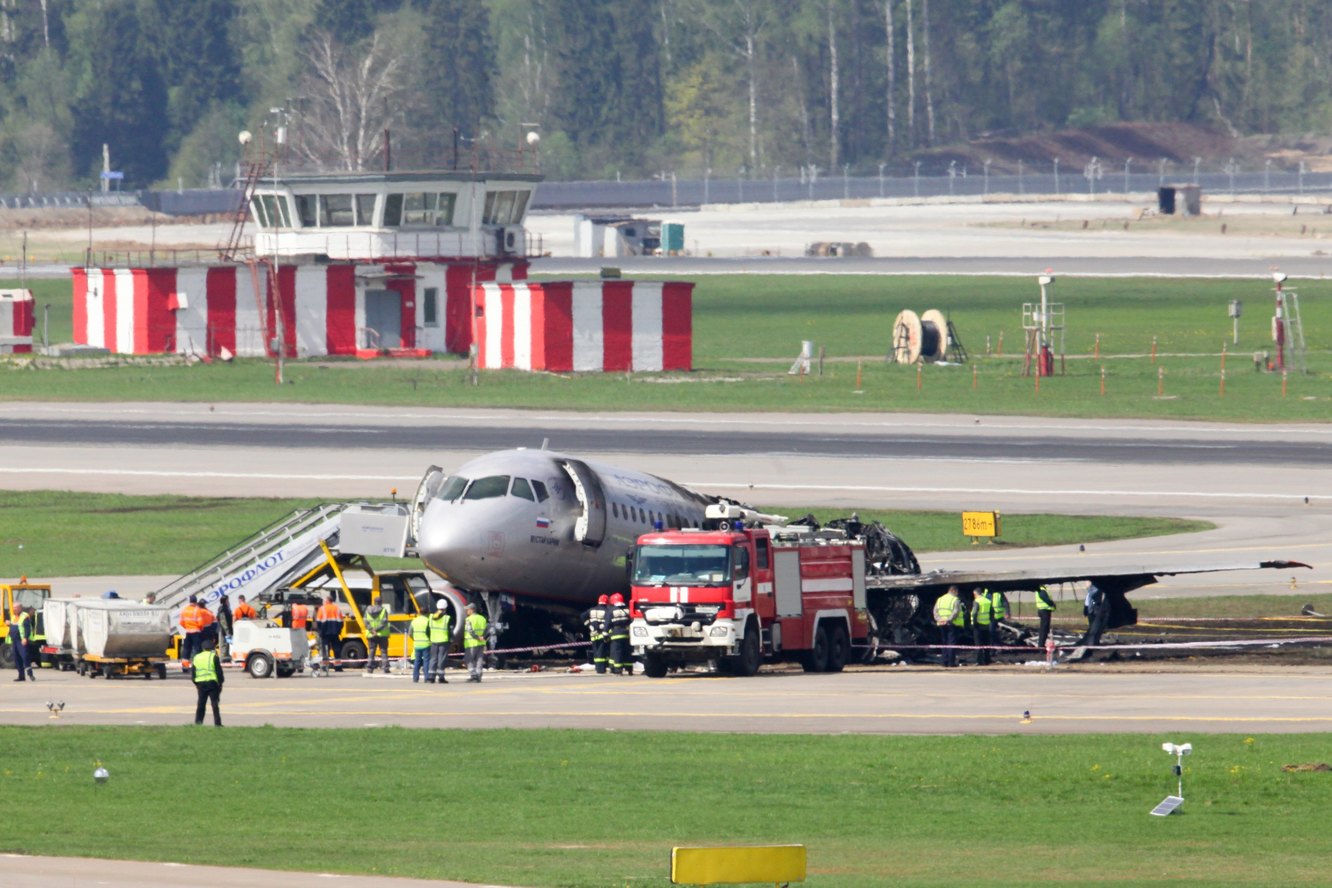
0, 289, 34, 354
474, 280, 693, 372
71, 261, 528, 358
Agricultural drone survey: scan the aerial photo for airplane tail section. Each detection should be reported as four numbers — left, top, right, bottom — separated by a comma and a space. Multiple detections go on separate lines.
560, 458, 607, 547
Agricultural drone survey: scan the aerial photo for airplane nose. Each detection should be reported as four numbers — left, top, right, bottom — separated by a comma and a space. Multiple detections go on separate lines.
416, 499, 465, 579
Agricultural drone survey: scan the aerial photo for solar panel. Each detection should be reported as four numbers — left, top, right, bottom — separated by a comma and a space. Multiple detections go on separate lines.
1150, 795, 1184, 816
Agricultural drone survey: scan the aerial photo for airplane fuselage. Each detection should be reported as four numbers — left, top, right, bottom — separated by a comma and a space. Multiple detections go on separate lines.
414, 448, 713, 610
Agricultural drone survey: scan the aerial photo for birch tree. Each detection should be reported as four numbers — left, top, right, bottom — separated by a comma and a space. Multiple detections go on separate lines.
884, 0, 896, 155
297, 30, 406, 171
692, 0, 778, 171
827, 0, 840, 169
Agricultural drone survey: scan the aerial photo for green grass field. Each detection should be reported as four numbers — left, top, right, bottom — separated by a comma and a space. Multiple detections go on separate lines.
3, 274, 1328, 420
2, 727, 1330, 886
0, 491, 1207, 578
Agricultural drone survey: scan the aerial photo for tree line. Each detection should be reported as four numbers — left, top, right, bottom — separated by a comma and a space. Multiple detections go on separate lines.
2, 0, 1331, 191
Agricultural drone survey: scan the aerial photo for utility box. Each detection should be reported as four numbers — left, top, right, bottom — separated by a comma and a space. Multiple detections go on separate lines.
340, 503, 412, 558
661, 221, 685, 255
1158, 185, 1201, 216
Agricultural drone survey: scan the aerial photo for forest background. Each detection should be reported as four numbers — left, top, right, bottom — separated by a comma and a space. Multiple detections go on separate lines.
3, 0, 1332, 192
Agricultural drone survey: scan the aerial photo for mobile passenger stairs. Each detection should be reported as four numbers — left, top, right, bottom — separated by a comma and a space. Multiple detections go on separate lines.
152, 500, 432, 673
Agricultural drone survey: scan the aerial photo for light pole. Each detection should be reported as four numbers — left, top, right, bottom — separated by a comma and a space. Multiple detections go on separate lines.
1224, 158, 1237, 195
1053, 158, 1060, 195
1192, 156, 1201, 185
947, 160, 956, 196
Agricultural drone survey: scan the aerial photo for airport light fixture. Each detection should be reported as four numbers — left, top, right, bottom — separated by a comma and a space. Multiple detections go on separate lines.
1151, 741, 1192, 816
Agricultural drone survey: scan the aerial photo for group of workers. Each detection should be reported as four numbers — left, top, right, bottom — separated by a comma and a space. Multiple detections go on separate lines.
408, 600, 489, 683
934, 582, 1108, 666
583, 592, 633, 675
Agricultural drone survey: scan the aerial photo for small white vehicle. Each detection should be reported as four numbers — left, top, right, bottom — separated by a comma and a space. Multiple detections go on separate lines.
231, 619, 309, 678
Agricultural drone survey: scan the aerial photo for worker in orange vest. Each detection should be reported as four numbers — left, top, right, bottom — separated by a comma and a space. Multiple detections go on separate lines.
289, 600, 310, 630
315, 595, 343, 675
179, 596, 204, 669
233, 595, 258, 621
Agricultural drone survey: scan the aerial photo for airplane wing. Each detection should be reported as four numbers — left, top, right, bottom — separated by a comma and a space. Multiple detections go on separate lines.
868, 560, 1313, 630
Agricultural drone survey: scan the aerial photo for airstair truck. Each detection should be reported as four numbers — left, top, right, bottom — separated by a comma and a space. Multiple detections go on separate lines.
629, 505, 871, 678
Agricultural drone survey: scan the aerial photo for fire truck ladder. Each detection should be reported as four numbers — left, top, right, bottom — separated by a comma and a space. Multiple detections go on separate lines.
152, 503, 355, 615
219, 159, 270, 261
1286, 291, 1307, 374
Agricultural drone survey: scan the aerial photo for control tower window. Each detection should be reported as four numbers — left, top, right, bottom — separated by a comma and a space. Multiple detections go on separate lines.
320, 194, 355, 227
392, 192, 456, 227
355, 194, 377, 226
483, 190, 529, 225
297, 194, 317, 227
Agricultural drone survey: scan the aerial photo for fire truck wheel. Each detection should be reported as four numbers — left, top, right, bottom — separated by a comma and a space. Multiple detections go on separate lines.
247, 652, 275, 679
735, 626, 762, 677
642, 654, 669, 678
802, 626, 831, 673
826, 624, 849, 673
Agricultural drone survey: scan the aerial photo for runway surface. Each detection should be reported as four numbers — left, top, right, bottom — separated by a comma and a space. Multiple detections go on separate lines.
6, 662, 1330, 735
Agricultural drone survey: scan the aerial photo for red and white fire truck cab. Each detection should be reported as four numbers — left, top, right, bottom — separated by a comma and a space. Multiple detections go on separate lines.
629, 505, 870, 677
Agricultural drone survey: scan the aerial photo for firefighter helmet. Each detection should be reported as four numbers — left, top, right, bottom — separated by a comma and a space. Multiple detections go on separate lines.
597, 595, 609, 605
609, 593, 624, 605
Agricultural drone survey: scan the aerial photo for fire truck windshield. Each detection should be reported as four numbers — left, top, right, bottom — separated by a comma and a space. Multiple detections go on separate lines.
632, 544, 731, 587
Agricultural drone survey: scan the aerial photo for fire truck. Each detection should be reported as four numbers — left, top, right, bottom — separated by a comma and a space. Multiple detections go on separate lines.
629, 505, 880, 677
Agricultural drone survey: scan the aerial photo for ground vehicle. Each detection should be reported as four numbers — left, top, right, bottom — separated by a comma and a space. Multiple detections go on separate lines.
43, 597, 173, 679
629, 506, 872, 677
1, 582, 51, 669
231, 620, 309, 678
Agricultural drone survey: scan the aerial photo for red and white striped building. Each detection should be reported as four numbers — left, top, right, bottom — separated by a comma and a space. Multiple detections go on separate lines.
0, 288, 34, 354
70, 169, 695, 370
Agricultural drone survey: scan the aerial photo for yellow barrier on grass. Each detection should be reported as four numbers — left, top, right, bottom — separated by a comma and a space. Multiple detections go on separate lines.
670, 844, 806, 885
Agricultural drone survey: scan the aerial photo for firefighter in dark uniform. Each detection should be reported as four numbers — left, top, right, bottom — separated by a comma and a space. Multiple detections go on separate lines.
585, 594, 610, 673
607, 592, 632, 675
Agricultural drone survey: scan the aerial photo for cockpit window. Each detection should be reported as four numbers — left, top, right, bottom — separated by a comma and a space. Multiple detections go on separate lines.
438, 476, 468, 502
531, 480, 549, 502
511, 477, 535, 501
463, 475, 510, 500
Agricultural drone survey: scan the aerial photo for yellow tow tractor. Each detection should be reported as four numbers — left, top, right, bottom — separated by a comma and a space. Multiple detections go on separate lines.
2, 581, 52, 670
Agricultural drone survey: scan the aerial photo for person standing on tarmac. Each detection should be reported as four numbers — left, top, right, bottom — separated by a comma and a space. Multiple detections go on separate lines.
178, 595, 204, 670
971, 586, 994, 666
289, 598, 309, 631
215, 597, 233, 663
933, 585, 965, 667
463, 603, 487, 682
427, 600, 451, 683
9, 603, 34, 681
585, 594, 610, 673
364, 596, 392, 674
1034, 585, 1056, 652
606, 592, 632, 675
410, 607, 431, 683
316, 594, 342, 674
191, 635, 224, 727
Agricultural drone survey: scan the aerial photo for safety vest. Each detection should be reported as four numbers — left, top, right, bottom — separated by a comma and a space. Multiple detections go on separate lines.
197, 607, 216, 630
366, 606, 391, 637
428, 614, 451, 643
191, 649, 220, 683
410, 614, 430, 649
15, 610, 32, 642
1035, 586, 1055, 611
973, 593, 993, 626
585, 607, 607, 639
235, 602, 258, 620
464, 613, 487, 648
988, 590, 1009, 620
934, 593, 964, 627
290, 603, 309, 628
180, 604, 201, 633
317, 602, 341, 623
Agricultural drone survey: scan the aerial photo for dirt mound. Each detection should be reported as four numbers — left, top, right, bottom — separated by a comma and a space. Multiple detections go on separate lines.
917, 122, 1272, 174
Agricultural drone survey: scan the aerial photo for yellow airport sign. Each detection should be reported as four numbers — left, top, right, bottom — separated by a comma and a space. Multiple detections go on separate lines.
962, 510, 1001, 538
670, 844, 806, 884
